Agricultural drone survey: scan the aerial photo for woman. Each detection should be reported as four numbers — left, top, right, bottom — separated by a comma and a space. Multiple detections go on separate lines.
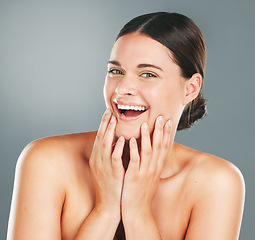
7, 12, 245, 240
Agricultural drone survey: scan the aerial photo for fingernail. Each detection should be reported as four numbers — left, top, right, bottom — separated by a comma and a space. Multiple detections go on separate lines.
142, 122, 148, 130
110, 115, 116, 123
157, 116, 164, 124
105, 108, 111, 114
119, 136, 124, 141
167, 119, 172, 127
131, 137, 136, 143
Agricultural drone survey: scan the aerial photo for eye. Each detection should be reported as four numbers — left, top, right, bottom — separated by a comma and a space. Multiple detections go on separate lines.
108, 69, 124, 75
141, 72, 157, 78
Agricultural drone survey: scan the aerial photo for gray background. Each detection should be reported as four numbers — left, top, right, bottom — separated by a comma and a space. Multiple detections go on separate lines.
1, 0, 254, 239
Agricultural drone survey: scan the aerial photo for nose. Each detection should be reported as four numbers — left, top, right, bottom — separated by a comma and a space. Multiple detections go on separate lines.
115, 75, 136, 96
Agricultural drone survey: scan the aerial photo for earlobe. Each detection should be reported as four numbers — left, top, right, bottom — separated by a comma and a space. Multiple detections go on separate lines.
183, 73, 202, 105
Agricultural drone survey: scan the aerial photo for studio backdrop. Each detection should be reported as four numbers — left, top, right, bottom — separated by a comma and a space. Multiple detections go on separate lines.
1, 0, 254, 239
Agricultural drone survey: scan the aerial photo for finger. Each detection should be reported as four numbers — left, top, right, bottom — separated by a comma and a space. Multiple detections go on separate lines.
127, 137, 140, 173
90, 109, 112, 163
140, 122, 152, 170
102, 115, 117, 158
111, 136, 125, 175
151, 116, 164, 162
94, 108, 112, 148
158, 119, 172, 170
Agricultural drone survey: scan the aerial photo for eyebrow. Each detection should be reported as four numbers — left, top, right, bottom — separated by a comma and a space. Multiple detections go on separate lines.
107, 61, 163, 71
107, 60, 121, 66
137, 63, 163, 71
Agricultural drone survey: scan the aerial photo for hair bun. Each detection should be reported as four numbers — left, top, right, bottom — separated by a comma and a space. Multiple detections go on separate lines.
177, 92, 207, 130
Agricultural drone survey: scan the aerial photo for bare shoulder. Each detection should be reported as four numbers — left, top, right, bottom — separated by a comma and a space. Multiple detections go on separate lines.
175, 143, 245, 205
14, 131, 98, 197
175, 145, 245, 239
176, 143, 245, 187
192, 149, 244, 191
18, 131, 97, 168
8, 132, 97, 239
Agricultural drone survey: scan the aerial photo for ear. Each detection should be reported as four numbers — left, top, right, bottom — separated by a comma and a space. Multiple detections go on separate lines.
183, 73, 202, 105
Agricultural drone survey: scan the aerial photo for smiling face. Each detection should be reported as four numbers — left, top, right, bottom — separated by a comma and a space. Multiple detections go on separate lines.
104, 33, 189, 140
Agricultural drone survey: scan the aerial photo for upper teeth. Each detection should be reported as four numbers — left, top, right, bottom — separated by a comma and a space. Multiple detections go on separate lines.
118, 104, 146, 111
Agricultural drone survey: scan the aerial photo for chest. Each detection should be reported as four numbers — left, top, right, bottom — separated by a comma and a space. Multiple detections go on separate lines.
60, 173, 193, 240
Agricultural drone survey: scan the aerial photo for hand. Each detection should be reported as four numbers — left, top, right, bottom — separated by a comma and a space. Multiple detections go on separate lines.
89, 109, 125, 217
122, 116, 172, 219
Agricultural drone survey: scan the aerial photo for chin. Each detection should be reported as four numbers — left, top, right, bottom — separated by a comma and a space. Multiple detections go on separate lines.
115, 124, 141, 141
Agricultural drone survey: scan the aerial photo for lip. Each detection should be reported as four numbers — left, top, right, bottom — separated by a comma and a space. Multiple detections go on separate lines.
113, 100, 149, 121
114, 100, 148, 108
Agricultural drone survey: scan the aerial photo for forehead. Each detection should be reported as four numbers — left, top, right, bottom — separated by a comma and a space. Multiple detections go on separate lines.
110, 33, 175, 68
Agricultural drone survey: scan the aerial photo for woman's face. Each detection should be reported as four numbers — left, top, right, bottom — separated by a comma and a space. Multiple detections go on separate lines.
104, 33, 187, 140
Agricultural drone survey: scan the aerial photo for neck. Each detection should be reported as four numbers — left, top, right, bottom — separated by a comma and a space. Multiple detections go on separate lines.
121, 141, 133, 171
121, 138, 176, 178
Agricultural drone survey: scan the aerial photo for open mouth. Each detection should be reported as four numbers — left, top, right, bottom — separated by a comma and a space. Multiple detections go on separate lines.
116, 103, 148, 118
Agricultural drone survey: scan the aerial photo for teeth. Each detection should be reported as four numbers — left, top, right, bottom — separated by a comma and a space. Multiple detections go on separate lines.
118, 104, 146, 111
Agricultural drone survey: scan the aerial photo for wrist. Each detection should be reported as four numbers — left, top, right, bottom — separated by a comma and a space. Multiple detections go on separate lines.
122, 205, 153, 224
122, 208, 161, 239
94, 205, 121, 223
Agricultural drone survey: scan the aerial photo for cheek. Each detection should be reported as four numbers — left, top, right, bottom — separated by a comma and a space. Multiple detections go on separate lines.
148, 83, 185, 117
103, 78, 115, 107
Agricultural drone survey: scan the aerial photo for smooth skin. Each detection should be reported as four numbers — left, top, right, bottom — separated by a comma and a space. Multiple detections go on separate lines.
7, 33, 245, 240
7, 112, 245, 240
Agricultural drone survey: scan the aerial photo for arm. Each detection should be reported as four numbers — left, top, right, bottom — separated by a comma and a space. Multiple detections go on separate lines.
73, 207, 120, 240
122, 116, 172, 240
7, 110, 125, 240
7, 141, 65, 240
74, 109, 125, 239
185, 162, 245, 240
121, 115, 245, 240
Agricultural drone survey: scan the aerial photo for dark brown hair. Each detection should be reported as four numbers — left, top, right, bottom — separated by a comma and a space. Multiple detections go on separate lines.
116, 12, 207, 130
